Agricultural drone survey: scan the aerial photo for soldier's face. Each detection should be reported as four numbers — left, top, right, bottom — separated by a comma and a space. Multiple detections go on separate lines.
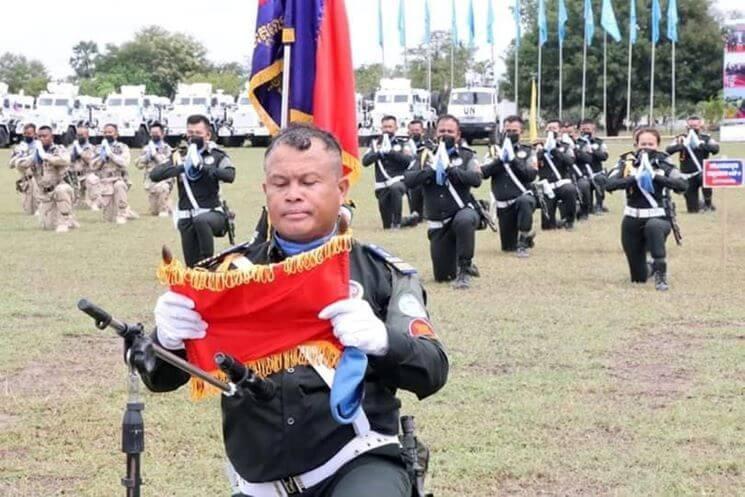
436, 119, 460, 141
408, 123, 423, 137
381, 120, 397, 135
77, 129, 89, 141
23, 128, 35, 140
187, 122, 211, 141
546, 123, 560, 135
263, 139, 349, 243
104, 127, 117, 140
38, 129, 53, 146
687, 120, 702, 132
580, 124, 595, 135
636, 132, 659, 151
151, 129, 163, 141
504, 121, 522, 137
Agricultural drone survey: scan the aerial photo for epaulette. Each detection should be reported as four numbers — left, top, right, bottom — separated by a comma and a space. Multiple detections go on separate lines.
364, 244, 417, 275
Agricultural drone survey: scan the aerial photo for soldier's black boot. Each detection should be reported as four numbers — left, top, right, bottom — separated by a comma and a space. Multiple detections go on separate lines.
517, 231, 531, 258
400, 212, 420, 227
653, 260, 669, 291
465, 263, 480, 277
452, 266, 471, 289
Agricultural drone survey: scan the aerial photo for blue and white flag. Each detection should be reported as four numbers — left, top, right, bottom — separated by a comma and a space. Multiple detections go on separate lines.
467, 0, 476, 46
584, 0, 595, 46
667, 0, 678, 43
601, 0, 622, 42
451, 0, 459, 45
538, 0, 548, 46
434, 141, 450, 186
651, 0, 662, 44
424, 0, 431, 44
487, 0, 495, 45
398, 0, 406, 48
558, 0, 569, 45
514, 0, 521, 48
629, 0, 637, 44
377, 0, 384, 50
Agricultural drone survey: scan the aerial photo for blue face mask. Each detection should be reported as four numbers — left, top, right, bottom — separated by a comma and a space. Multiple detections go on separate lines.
274, 227, 337, 256
24, 136, 34, 144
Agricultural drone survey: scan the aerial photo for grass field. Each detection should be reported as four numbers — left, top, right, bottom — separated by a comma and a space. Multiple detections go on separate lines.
0, 141, 743, 497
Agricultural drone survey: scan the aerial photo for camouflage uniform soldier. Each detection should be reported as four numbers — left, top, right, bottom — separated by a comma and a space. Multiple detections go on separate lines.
8, 123, 40, 215
135, 123, 173, 217
91, 123, 138, 224
71, 125, 101, 210
16, 126, 78, 232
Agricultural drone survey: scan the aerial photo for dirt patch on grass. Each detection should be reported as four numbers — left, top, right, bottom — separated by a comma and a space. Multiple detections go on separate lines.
495, 474, 617, 497
609, 330, 696, 408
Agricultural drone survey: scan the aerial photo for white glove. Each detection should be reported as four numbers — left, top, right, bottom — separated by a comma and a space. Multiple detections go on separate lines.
154, 291, 207, 350
186, 143, 202, 169
34, 141, 48, 162
319, 298, 388, 356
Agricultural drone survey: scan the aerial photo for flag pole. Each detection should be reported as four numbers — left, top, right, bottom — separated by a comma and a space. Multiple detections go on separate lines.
671, 41, 676, 133
649, 41, 655, 126
603, 31, 608, 131
559, 40, 563, 121
427, 44, 432, 95
537, 39, 542, 122
450, 41, 455, 90
626, 35, 633, 131
581, 29, 588, 120
280, 29, 294, 128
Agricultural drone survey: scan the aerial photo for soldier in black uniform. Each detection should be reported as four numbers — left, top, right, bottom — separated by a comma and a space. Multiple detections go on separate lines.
401, 120, 426, 227
404, 114, 483, 289
362, 116, 413, 229
665, 116, 720, 213
606, 128, 687, 291
575, 119, 609, 214
535, 119, 578, 230
141, 124, 448, 497
482, 115, 538, 257
150, 114, 235, 267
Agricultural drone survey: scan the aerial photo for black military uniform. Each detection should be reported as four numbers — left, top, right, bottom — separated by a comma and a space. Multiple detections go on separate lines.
606, 150, 687, 290
139, 239, 449, 497
401, 136, 431, 227
150, 142, 235, 267
575, 134, 609, 213
536, 139, 578, 230
404, 142, 482, 287
665, 132, 720, 212
362, 135, 412, 229
482, 141, 538, 256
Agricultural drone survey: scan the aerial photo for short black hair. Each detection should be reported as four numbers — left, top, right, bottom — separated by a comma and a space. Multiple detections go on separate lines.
38, 125, 52, 133
580, 118, 596, 126
23, 123, 36, 132
408, 119, 424, 128
436, 114, 461, 130
562, 121, 575, 128
546, 118, 562, 127
264, 123, 342, 173
187, 114, 211, 129
687, 115, 702, 121
150, 122, 164, 131
504, 115, 524, 125
104, 123, 118, 131
381, 115, 397, 125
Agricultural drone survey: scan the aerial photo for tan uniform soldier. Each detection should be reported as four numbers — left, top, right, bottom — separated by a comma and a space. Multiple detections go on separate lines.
91, 124, 138, 224
16, 127, 78, 232
135, 124, 173, 217
71, 126, 101, 210
8, 124, 40, 215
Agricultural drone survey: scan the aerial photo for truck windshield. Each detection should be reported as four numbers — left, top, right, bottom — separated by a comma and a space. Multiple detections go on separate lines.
38, 98, 53, 106
193, 98, 207, 105
55, 99, 69, 106
124, 98, 139, 106
393, 95, 408, 103
450, 92, 492, 105
108, 98, 123, 106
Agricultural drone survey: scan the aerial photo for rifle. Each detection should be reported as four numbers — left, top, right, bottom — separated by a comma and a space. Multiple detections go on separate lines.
533, 183, 551, 221
400, 416, 432, 497
471, 197, 498, 232
664, 196, 683, 246
222, 199, 236, 245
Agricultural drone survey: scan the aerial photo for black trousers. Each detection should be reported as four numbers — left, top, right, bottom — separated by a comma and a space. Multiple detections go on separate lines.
683, 173, 714, 213
497, 195, 536, 252
375, 182, 407, 228
178, 210, 228, 267
428, 207, 480, 281
576, 177, 592, 219
407, 186, 424, 216
621, 216, 671, 283
590, 175, 606, 209
541, 183, 578, 229
237, 454, 411, 497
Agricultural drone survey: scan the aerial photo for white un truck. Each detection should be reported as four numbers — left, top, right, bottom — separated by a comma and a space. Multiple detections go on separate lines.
447, 87, 499, 143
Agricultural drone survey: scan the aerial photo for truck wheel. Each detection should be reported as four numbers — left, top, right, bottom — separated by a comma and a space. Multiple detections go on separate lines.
62, 127, 76, 146
251, 136, 270, 147
133, 127, 149, 148
227, 136, 245, 147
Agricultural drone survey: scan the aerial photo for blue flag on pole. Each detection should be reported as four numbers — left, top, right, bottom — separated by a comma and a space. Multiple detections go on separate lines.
601, 0, 622, 42
451, 0, 459, 45
629, 0, 637, 44
652, 0, 662, 44
514, 0, 521, 48
467, 0, 476, 46
584, 0, 595, 46
487, 0, 495, 45
398, 0, 406, 48
377, 0, 384, 50
538, 0, 548, 46
558, 0, 568, 45
667, 0, 678, 43
424, 0, 431, 44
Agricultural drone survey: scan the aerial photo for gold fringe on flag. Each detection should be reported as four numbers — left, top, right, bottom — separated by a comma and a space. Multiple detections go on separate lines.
157, 234, 353, 291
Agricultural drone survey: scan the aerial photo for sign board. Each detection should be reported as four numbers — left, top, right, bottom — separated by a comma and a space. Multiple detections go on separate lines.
722, 21, 745, 142
703, 159, 744, 188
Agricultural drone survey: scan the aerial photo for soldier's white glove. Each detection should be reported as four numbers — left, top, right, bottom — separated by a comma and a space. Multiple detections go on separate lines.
154, 291, 207, 350
319, 298, 388, 356
34, 141, 48, 162
185, 143, 202, 170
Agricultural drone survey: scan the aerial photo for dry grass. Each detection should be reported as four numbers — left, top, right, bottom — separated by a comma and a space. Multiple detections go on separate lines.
1, 142, 743, 497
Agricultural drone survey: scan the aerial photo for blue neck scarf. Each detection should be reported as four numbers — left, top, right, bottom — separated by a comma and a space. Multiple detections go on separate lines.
274, 227, 337, 256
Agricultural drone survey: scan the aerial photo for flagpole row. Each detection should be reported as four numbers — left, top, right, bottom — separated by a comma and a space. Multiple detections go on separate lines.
650, 41, 656, 126
626, 38, 633, 131
581, 35, 587, 121
603, 32, 608, 131
559, 41, 563, 121
671, 42, 676, 133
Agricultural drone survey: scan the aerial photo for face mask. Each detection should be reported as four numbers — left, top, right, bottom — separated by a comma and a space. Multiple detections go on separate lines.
105, 136, 115, 144
637, 148, 656, 159
152, 137, 162, 144
441, 136, 456, 149
77, 137, 86, 145
411, 133, 422, 142
582, 132, 593, 140
24, 136, 34, 144
506, 132, 520, 144
190, 136, 205, 149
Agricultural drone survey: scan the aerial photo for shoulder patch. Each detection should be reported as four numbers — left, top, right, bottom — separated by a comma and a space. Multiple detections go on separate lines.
364, 244, 417, 275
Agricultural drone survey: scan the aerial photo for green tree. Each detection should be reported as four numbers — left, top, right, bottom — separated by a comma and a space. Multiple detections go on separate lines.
501, 0, 723, 135
184, 62, 248, 97
354, 64, 384, 96
70, 41, 99, 79
0, 53, 50, 96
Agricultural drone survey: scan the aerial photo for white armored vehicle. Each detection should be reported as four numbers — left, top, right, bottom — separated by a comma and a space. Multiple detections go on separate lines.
447, 87, 499, 143
97, 85, 160, 147
230, 86, 271, 147
17, 83, 80, 144
164, 83, 214, 144
370, 78, 436, 135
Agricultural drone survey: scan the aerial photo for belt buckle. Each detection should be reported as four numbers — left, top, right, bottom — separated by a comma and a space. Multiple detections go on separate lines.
279, 475, 305, 495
